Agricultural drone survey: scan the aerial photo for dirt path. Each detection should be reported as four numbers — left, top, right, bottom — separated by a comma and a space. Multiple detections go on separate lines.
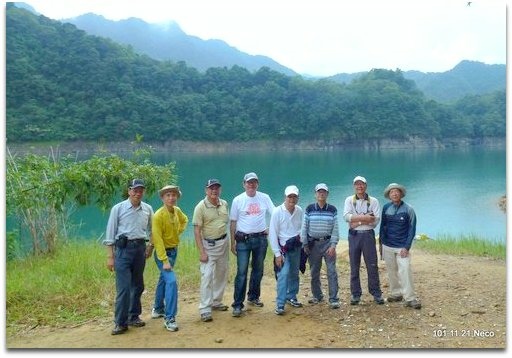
6, 242, 506, 349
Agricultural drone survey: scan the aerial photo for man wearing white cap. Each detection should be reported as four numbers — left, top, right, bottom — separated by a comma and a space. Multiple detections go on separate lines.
380, 183, 421, 309
343, 176, 384, 305
229, 172, 275, 317
301, 183, 341, 309
269, 185, 304, 315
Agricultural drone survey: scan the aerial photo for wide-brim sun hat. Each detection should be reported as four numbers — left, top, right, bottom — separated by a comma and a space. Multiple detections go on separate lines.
384, 183, 406, 199
159, 185, 182, 198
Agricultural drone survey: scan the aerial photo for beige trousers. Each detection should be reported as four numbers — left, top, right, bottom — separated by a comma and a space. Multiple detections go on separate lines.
382, 244, 418, 302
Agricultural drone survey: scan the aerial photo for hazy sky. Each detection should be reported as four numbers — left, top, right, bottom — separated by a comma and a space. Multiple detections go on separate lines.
14, 0, 509, 76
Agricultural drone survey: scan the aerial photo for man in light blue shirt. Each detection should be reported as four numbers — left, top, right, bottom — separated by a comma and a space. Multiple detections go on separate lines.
103, 179, 154, 335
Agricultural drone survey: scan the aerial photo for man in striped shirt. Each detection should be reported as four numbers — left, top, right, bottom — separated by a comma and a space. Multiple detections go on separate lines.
301, 183, 341, 309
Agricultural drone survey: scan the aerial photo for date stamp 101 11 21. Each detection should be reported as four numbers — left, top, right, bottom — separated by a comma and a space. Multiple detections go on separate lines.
433, 329, 495, 338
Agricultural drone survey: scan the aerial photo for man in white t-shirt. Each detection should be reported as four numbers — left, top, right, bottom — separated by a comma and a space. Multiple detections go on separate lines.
229, 172, 275, 317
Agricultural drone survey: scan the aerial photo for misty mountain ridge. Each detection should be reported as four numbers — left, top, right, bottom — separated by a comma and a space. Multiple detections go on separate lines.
64, 13, 297, 76
16, 3, 506, 102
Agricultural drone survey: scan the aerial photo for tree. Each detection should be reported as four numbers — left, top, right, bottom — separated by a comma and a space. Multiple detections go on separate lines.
6, 144, 176, 256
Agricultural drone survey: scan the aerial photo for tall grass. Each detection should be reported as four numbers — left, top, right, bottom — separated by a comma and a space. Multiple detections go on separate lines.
6, 235, 504, 336
414, 234, 506, 259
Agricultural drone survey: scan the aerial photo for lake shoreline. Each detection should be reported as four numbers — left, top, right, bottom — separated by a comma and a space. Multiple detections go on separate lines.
6, 136, 506, 155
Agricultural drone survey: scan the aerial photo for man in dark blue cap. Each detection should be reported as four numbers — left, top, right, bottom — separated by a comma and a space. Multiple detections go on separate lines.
103, 179, 154, 335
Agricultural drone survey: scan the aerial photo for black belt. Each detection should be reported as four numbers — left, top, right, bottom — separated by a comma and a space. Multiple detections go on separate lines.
127, 239, 146, 245
349, 229, 374, 235
237, 231, 266, 240
208, 233, 227, 241
310, 235, 331, 242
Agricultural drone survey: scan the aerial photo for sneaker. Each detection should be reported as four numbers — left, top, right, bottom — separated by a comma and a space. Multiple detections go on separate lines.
274, 306, 285, 315
247, 298, 264, 307
308, 297, 323, 305
232, 307, 243, 317
404, 299, 422, 309
151, 308, 165, 319
200, 312, 213, 322
164, 317, 179, 331
127, 317, 145, 327
286, 298, 303, 308
374, 296, 385, 305
212, 304, 229, 311
350, 295, 360, 305
329, 301, 341, 309
111, 324, 128, 335
387, 295, 403, 303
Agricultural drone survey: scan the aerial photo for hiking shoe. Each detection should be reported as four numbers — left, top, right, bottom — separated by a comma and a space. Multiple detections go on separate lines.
329, 300, 341, 309
127, 317, 145, 327
374, 296, 385, 305
274, 306, 285, 315
151, 308, 165, 318
405, 299, 422, 309
232, 307, 243, 317
111, 324, 128, 335
164, 317, 179, 331
200, 312, 213, 322
247, 298, 264, 307
387, 295, 403, 303
212, 303, 229, 311
308, 297, 323, 305
350, 295, 360, 305
286, 298, 303, 308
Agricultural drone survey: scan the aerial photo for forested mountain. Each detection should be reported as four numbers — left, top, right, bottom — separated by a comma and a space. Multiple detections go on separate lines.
64, 13, 297, 76
329, 61, 505, 103
6, 5, 505, 144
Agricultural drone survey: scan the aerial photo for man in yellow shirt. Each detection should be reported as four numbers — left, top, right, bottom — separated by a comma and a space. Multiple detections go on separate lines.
150, 185, 188, 332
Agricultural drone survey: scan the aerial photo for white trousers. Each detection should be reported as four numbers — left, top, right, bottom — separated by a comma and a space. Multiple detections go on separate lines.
382, 244, 417, 302
199, 238, 229, 314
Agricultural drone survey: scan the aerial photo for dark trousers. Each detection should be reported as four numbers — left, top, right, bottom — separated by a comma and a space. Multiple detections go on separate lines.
348, 230, 382, 298
114, 242, 146, 326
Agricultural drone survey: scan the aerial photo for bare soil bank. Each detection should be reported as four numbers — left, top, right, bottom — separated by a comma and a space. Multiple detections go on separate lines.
7, 137, 505, 156
6, 242, 506, 349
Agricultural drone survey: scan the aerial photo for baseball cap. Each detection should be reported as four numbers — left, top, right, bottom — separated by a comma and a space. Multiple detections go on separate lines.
284, 185, 299, 197
206, 179, 221, 188
243, 172, 259, 182
353, 176, 367, 184
129, 179, 145, 189
314, 183, 329, 192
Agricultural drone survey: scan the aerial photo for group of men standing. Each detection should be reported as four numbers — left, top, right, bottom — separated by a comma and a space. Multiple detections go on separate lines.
103, 172, 420, 335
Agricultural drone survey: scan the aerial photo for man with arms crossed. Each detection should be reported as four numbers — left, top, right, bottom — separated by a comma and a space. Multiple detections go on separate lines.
343, 176, 384, 306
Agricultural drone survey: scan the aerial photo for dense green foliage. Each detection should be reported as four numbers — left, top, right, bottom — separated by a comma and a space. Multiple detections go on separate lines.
6, 5, 505, 144
6, 143, 176, 255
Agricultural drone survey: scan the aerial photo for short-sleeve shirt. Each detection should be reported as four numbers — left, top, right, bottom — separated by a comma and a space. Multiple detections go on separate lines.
192, 197, 229, 239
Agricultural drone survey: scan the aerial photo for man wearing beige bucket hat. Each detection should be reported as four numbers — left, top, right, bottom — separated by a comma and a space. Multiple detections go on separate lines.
379, 183, 421, 309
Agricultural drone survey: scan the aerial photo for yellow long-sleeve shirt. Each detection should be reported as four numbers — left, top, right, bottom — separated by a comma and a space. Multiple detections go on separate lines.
152, 205, 188, 263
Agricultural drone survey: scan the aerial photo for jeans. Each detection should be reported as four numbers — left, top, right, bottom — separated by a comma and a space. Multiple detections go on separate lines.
308, 239, 339, 302
275, 246, 300, 308
153, 248, 178, 320
232, 235, 268, 309
114, 241, 146, 326
348, 230, 382, 298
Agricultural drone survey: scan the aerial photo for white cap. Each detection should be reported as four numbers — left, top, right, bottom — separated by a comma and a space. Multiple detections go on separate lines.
353, 176, 367, 184
314, 183, 329, 192
284, 185, 299, 197
243, 172, 259, 182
